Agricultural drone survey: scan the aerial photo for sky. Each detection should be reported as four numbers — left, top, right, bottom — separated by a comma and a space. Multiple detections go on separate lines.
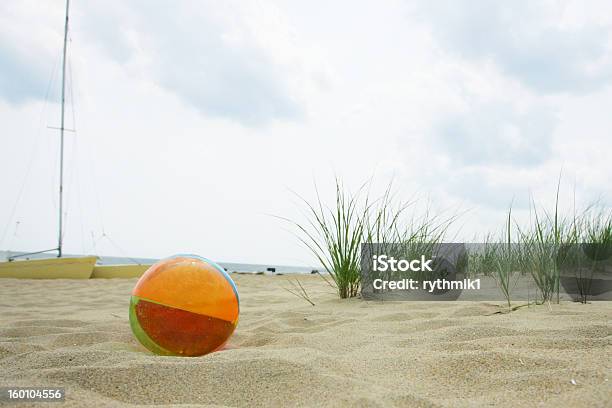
1, 0, 611, 266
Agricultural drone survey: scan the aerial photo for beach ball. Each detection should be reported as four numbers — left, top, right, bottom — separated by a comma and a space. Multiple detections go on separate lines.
129, 255, 239, 356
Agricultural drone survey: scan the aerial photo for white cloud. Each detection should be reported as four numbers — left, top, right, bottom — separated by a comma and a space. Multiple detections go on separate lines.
1, 0, 322, 126
432, 101, 556, 167
415, 0, 612, 93
0, 1, 64, 103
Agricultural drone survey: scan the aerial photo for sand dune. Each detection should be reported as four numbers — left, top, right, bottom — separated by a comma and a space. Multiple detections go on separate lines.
0, 275, 610, 407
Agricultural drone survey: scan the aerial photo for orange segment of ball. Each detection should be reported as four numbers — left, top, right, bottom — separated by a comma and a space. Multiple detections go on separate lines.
132, 256, 239, 323
134, 298, 235, 356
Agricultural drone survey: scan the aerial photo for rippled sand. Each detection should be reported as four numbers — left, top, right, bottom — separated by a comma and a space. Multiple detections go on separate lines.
0, 275, 610, 407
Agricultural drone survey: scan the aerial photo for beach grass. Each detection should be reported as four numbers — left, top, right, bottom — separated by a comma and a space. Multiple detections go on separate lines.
443, 176, 612, 307
493, 204, 517, 309
283, 278, 315, 306
396, 209, 459, 283
516, 180, 580, 304
284, 178, 411, 298
286, 177, 465, 298
569, 205, 612, 302
286, 175, 609, 302
466, 234, 498, 277
482, 180, 611, 305
582, 205, 612, 261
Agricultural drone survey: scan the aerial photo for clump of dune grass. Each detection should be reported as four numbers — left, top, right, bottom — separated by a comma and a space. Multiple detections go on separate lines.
491, 204, 519, 309
283, 178, 410, 299
582, 206, 612, 262
455, 247, 469, 276
397, 208, 458, 283
568, 205, 612, 303
517, 179, 580, 304
467, 234, 499, 277
490, 186, 610, 305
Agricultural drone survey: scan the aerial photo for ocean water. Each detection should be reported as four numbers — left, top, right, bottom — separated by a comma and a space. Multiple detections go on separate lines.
0, 250, 321, 274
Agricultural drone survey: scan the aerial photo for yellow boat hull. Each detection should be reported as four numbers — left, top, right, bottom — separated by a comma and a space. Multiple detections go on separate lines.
91, 264, 152, 279
0, 256, 97, 279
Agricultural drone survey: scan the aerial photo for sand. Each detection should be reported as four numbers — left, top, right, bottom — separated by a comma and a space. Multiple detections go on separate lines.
0, 274, 610, 407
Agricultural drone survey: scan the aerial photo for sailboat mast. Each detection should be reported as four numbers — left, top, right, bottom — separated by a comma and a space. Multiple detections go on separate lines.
58, 0, 70, 258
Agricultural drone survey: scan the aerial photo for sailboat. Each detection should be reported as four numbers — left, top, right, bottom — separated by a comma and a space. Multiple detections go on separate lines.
0, 0, 97, 279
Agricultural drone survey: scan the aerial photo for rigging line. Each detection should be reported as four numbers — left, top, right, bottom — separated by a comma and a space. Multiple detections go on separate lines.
68, 123, 85, 253
100, 233, 142, 265
49, 65, 61, 214
83, 103, 105, 235
90, 231, 99, 256
68, 45, 77, 133
89, 145, 105, 235
67, 33, 106, 238
0, 53, 61, 250
76, 165, 86, 254
60, 55, 78, 243
68, 42, 100, 255
5, 221, 21, 255
67, 39, 88, 254
62, 103, 79, 243
66, 53, 86, 252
